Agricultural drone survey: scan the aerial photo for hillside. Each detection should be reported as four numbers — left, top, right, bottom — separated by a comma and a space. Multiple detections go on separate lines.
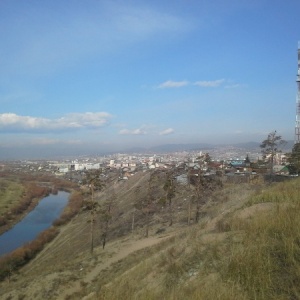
0, 172, 299, 300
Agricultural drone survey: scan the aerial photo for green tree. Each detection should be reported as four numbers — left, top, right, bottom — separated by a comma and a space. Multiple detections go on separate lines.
245, 154, 251, 165
260, 131, 286, 175
288, 143, 300, 173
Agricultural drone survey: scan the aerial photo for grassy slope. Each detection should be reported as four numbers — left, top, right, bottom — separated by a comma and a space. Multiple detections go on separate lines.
90, 178, 300, 300
0, 178, 24, 216
1, 175, 299, 300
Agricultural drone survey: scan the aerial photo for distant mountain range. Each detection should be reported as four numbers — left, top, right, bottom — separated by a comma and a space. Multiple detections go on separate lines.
124, 141, 294, 154
0, 141, 294, 161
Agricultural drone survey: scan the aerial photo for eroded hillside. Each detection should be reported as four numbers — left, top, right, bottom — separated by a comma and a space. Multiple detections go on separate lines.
1, 172, 298, 300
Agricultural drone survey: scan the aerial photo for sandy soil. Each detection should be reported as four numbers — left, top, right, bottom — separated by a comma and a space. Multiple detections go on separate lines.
59, 234, 171, 300
0, 180, 263, 300
0, 224, 172, 300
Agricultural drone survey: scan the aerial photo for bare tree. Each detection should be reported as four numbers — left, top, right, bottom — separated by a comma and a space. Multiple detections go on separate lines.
99, 188, 115, 249
134, 171, 159, 237
85, 169, 104, 254
183, 156, 193, 226
189, 153, 214, 223
163, 170, 176, 226
145, 171, 157, 237
187, 166, 193, 225
131, 186, 141, 234
131, 207, 135, 234
193, 170, 204, 223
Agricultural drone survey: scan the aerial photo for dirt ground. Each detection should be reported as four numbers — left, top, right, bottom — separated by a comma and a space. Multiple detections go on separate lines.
0, 176, 262, 300
0, 222, 174, 300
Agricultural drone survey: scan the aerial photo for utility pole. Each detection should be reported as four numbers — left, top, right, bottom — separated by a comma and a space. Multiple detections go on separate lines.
295, 42, 300, 143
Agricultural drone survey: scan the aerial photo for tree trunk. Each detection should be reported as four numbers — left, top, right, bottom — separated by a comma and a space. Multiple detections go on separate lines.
102, 232, 106, 249
169, 198, 173, 226
90, 184, 94, 255
90, 211, 94, 254
131, 209, 135, 234
145, 211, 149, 238
188, 198, 192, 225
195, 202, 200, 223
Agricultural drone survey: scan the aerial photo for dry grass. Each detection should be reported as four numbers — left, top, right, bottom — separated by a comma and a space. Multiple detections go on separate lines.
88, 178, 300, 300
0, 178, 24, 215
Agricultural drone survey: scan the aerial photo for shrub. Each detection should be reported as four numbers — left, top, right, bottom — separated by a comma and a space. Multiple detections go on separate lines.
52, 191, 83, 226
0, 227, 59, 281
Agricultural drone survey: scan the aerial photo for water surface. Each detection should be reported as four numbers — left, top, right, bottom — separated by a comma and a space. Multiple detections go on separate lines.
0, 191, 69, 256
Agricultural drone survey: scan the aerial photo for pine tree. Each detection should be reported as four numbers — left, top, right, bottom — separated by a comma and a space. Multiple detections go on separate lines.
260, 131, 286, 175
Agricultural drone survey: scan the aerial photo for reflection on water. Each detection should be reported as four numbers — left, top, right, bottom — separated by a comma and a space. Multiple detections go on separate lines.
0, 191, 69, 256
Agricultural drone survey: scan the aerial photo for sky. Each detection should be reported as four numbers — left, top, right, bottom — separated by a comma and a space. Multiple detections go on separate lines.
0, 0, 300, 159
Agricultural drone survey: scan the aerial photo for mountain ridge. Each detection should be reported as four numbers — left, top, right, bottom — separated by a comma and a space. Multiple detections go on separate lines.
123, 140, 293, 154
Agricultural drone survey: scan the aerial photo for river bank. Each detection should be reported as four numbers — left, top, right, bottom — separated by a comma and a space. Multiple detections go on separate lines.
0, 191, 70, 256
0, 183, 51, 236
0, 189, 84, 281
0, 172, 79, 236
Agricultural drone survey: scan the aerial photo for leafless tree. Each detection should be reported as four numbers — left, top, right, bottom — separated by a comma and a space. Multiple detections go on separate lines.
99, 188, 116, 249
85, 169, 104, 254
163, 169, 176, 226
189, 153, 214, 223
187, 166, 193, 225
133, 171, 159, 237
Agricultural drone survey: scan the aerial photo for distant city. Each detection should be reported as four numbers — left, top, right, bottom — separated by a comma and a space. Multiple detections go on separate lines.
1, 141, 293, 177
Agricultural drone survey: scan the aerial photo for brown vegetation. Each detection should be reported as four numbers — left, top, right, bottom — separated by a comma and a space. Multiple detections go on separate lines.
0, 227, 59, 281
0, 190, 84, 282
52, 191, 84, 226
3, 170, 298, 300
0, 172, 78, 232
0, 173, 84, 282
0, 182, 50, 231
10, 183, 50, 215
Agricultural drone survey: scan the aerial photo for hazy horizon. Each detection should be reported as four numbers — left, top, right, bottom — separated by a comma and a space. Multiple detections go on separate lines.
0, 139, 294, 161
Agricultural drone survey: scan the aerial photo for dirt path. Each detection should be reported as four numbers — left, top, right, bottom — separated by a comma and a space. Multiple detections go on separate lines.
59, 234, 171, 300
0, 181, 260, 300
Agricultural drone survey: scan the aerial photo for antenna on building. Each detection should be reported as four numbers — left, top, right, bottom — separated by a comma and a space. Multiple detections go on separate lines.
295, 42, 300, 144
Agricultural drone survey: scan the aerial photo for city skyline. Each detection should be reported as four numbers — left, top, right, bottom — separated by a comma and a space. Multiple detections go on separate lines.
0, 1, 300, 159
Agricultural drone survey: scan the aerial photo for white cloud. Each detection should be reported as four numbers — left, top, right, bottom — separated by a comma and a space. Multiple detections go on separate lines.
119, 128, 147, 135
159, 128, 175, 135
194, 79, 225, 87
158, 80, 189, 89
157, 79, 229, 89
0, 112, 112, 132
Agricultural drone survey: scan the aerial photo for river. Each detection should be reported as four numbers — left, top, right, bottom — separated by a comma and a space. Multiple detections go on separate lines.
0, 191, 69, 257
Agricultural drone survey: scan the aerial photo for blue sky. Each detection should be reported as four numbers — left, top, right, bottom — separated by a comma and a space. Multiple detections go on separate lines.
0, 0, 299, 158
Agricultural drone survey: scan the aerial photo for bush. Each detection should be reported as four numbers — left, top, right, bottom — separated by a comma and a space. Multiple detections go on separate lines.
0, 227, 59, 281
52, 191, 83, 226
